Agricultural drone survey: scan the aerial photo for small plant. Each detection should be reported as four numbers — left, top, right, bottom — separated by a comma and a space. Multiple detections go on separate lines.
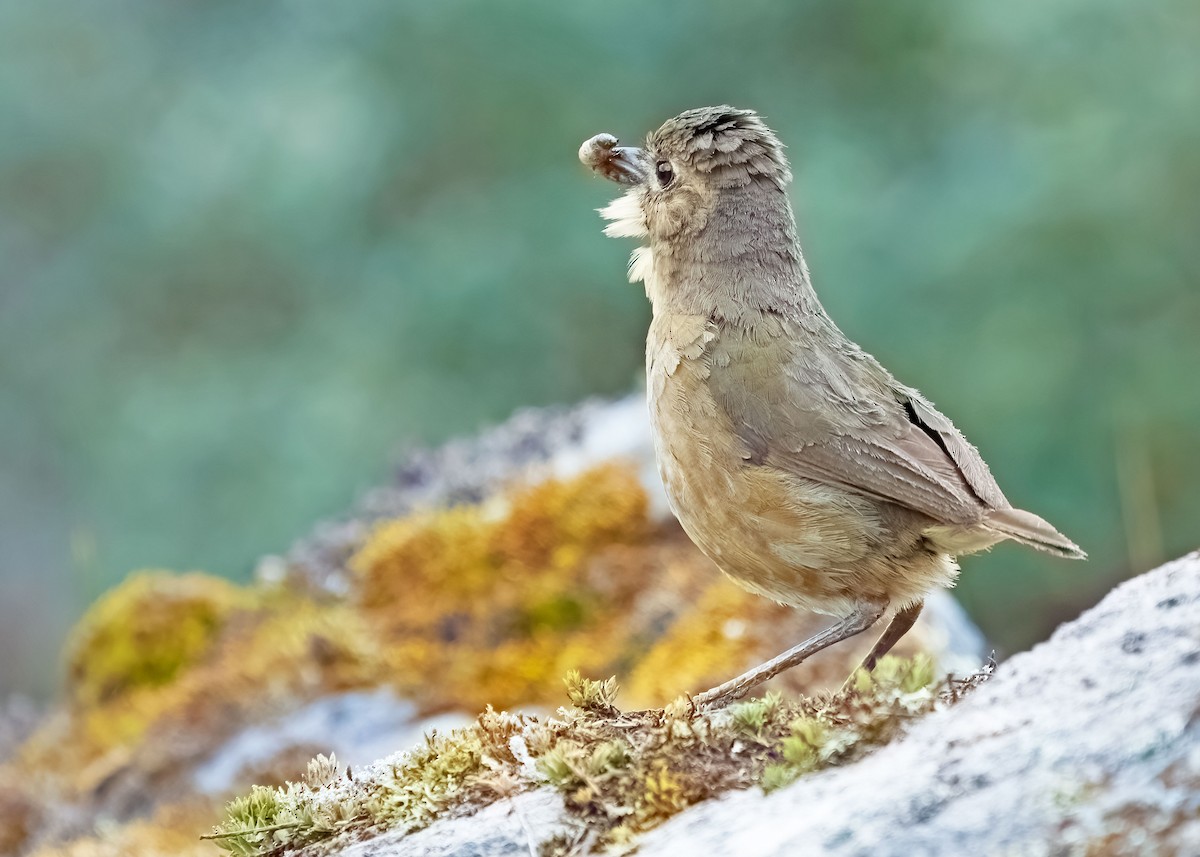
563, 670, 620, 716
728, 691, 784, 739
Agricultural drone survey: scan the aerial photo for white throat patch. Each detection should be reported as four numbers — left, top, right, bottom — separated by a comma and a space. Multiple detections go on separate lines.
599, 190, 653, 286
599, 191, 647, 239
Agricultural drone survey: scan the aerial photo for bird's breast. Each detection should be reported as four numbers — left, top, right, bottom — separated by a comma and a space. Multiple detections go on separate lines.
644, 318, 907, 612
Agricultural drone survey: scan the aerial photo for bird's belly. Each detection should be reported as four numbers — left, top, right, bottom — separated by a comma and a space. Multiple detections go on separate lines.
647, 356, 955, 614
648, 360, 868, 612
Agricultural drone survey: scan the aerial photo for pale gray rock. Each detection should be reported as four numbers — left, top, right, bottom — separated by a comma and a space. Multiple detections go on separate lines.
333, 791, 576, 857
192, 690, 470, 796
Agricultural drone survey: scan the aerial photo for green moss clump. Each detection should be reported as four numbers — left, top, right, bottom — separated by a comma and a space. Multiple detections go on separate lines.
728, 690, 783, 739
365, 716, 503, 829
206, 781, 360, 857
542, 656, 948, 842
64, 571, 252, 706
563, 670, 619, 717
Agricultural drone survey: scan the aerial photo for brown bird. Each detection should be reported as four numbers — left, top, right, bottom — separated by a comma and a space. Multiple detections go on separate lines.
579, 107, 1085, 709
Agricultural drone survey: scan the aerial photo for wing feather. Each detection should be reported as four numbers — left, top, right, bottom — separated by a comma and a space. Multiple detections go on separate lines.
705, 320, 1003, 526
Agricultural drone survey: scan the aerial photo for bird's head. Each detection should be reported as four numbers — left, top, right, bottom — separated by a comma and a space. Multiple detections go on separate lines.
579, 106, 792, 250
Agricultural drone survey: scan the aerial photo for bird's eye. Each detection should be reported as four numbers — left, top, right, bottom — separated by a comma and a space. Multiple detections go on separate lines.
655, 161, 674, 188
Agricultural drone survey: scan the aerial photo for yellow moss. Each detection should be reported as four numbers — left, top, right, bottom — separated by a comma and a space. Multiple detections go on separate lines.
492, 464, 649, 567
19, 595, 383, 781
354, 505, 495, 618
351, 464, 651, 712
623, 580, 766, 706
64, 571, 253, 707
354, 464, 647, 612
639, 762, 690, 822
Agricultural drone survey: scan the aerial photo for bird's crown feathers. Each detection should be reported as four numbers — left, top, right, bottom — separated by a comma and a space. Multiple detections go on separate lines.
648, 106, 791, 185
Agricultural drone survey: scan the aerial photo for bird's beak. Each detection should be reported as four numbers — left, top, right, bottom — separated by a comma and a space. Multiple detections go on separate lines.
579, 133, 648, 186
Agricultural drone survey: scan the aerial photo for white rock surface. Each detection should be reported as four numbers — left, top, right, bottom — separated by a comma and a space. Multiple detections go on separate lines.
192, 690, 469, 796
336, 791, 574, 857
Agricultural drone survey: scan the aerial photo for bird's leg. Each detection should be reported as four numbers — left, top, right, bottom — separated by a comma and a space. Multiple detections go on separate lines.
692, 601, 887, 710
857, 600, 924, 672
838, 601, 925, 693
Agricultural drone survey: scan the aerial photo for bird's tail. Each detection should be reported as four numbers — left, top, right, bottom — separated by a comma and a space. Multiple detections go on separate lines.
985, 507, 1087, 560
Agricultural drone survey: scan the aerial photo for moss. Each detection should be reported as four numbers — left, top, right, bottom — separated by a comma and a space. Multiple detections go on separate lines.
17, 594, 383, 781
351, 464, 653, 712
537, 654, 961, 844
851, 651, 937, 696
205, 782, 356, 856
491, 464, 650, 567
728, 691, 783, 739
211, 657, 988, 855
64, 571, 252, 707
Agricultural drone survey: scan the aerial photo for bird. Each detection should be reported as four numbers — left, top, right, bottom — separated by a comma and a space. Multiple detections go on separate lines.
578, 106, 1085, 709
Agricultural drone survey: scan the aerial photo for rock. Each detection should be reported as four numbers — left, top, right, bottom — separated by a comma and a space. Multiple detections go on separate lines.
191, 690, 470, 797
336, 791, 574, 857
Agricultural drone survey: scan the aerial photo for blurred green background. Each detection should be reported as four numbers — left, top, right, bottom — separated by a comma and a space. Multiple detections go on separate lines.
1, 0, 1196, 698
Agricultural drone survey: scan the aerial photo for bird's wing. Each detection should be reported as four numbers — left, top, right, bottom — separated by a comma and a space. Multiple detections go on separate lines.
704, 321, 1008, 526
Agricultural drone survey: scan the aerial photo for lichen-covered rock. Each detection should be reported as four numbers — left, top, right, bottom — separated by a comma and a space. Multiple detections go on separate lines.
281, 397, 664, 597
